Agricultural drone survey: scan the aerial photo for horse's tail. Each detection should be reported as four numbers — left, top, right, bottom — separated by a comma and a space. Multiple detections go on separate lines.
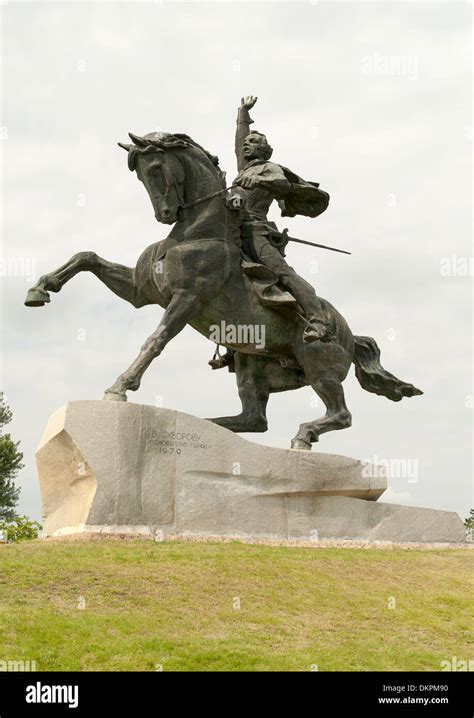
353, 335, 423, 402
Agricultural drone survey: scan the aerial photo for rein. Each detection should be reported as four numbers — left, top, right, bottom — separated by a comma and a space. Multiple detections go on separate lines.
180, 184, 238, 211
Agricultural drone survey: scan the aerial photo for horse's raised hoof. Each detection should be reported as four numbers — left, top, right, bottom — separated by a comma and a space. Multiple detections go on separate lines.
24, 287, 50, 307
103, 390, 127, 402
290, 437, 312, 451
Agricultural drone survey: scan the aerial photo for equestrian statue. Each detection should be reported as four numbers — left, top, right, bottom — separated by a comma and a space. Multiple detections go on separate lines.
24, 96, 422, 450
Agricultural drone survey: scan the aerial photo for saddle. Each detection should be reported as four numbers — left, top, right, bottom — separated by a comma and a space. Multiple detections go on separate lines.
153, 236, 298, 313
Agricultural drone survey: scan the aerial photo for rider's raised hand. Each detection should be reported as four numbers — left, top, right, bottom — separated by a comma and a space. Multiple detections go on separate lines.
240, 96, 258, 110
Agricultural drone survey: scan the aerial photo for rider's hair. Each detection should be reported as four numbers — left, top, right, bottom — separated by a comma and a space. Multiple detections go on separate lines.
248, 131, 273, 161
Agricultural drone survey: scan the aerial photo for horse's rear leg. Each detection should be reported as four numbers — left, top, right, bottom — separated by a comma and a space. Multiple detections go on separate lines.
104, 290, 202, 401
291, 376, 352, 450
207, 353, 270, 432
24, 252, 145, 308
291, 342, 353, 450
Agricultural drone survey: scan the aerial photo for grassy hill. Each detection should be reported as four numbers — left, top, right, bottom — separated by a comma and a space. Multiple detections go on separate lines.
0, 537, 472, 671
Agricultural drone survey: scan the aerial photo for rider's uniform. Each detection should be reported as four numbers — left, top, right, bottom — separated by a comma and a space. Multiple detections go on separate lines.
233, 106, 328, 332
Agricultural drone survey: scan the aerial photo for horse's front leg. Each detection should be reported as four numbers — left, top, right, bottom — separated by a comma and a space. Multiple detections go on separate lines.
24, 252, 142, 308
25, 251, 98, 306
104, 289, 203, 401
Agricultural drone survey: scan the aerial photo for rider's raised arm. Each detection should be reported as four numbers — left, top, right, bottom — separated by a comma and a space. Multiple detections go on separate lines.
235, 96, 257, 171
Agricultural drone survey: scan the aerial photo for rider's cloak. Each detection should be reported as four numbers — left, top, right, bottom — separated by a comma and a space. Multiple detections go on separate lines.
277, 166, 330, 219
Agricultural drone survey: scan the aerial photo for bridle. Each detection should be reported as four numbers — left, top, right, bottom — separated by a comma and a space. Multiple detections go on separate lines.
180, 184, 238, 211
157, 150, 237, 215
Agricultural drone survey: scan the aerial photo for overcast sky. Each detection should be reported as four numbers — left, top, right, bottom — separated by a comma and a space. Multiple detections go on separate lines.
1, 1, 472, 524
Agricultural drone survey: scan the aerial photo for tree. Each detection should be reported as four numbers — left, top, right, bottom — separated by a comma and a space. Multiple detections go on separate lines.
464, 509, 474, 535
0, 393, 23, 521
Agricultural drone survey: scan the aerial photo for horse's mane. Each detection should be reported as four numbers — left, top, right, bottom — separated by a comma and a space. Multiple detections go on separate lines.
168, 133, 220, 167
122, 132, 224, 186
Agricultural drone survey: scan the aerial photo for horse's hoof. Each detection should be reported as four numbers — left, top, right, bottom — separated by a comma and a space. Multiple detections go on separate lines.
290, 438, 312, 451
24, 287, 50, 307
103, 390, 127, 402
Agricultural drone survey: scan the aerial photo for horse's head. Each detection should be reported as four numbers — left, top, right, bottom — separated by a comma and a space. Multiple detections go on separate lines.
119, 131, 223, 225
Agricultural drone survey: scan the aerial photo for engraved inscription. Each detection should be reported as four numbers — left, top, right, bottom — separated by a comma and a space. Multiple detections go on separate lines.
144, 429, 212, 453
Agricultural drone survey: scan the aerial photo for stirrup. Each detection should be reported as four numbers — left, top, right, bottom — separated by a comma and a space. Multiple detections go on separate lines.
208, 345, 233, 370
209, 357, 229, 370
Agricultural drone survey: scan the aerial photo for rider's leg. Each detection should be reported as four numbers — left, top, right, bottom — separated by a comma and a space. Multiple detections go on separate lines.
255, 240, 330, 342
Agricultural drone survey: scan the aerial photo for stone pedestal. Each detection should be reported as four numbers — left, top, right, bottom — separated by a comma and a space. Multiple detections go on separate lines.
36, 401, 466, 543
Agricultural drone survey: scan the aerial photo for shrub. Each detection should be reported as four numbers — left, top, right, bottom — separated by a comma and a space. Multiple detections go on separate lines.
0, 515, 42, 543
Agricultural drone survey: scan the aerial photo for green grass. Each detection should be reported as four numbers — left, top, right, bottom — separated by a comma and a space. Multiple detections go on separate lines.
0, 538, 472, 671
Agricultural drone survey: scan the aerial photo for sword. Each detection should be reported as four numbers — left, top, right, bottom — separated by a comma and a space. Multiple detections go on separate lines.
183, 190, 351, 255
283, 230, 351, 255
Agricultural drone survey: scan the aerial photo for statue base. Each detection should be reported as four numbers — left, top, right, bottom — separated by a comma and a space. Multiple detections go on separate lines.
36, 401, 466, 544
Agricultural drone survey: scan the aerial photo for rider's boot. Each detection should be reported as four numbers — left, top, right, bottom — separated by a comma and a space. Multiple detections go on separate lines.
303, 316, 331, 344
276, 272, 331, 344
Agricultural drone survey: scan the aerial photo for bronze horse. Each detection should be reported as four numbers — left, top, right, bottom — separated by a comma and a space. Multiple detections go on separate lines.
25, 131, 422, 449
